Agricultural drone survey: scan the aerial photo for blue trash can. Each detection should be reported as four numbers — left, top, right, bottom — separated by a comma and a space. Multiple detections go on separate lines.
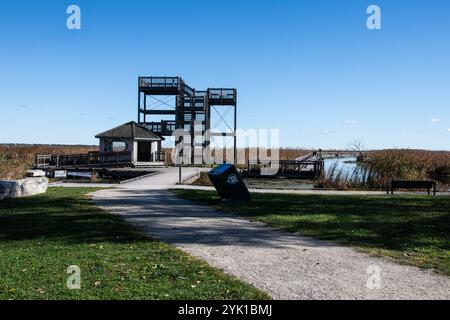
208, 164, 251, 201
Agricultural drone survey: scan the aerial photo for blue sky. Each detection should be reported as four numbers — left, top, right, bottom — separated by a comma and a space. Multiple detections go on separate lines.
0, 0, 449, 150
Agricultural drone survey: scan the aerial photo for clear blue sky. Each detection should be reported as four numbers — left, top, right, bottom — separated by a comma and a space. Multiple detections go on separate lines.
0, 0, 449, 150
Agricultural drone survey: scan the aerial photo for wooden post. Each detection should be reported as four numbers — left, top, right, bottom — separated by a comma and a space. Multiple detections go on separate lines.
179, 165, 182, 184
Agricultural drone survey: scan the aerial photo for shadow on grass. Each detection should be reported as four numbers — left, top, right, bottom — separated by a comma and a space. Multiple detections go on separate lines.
93, 188, 340, 249
0, 188, 152, 244
173, 190, 450, 253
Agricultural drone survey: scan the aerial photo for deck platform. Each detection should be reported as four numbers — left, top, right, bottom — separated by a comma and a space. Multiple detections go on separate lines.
245, 153, 324, 179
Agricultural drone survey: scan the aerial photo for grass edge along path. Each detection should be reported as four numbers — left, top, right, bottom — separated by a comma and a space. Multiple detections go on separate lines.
0, 187, 269, 300
171, 189, 450, 277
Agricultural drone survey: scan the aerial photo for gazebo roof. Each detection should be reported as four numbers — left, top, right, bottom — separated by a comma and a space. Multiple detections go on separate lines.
95, 121, 163, 140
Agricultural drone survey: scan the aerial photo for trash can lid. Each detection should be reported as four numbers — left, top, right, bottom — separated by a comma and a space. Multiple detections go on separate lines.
209, 164, 233, 176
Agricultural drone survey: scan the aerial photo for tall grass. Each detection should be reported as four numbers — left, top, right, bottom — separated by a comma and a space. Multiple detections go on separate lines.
317, 149, 450, 190
0, 145, 97, 180
315, 161, 375, 190
366, 149, 450, 187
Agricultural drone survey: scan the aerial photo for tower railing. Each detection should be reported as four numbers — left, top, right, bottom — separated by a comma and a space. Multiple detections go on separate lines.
139, 76, 180, 89
208, 88, 236, 105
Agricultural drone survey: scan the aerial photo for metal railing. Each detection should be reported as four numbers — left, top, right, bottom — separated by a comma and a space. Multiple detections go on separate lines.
36, 152, 133, 168
36, 155, 52, 167
152, 151, 166, 163
139, 76, 180, 89
208, 88, 236, 101
145, 121, 176, 135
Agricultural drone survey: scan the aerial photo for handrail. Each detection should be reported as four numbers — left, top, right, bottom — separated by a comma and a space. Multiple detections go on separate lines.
36, 155, 52, 167
208, 88, 235, 100
139, 76, 180, 89
36, 151, 133, 168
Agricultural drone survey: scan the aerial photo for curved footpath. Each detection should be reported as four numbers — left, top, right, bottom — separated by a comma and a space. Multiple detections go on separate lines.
87, 169, 450, 300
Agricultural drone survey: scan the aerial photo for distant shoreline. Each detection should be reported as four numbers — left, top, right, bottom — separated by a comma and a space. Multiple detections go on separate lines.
0, 143, 448, 153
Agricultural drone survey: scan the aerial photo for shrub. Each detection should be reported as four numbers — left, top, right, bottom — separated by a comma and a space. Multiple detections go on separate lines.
430, 166, 450, 184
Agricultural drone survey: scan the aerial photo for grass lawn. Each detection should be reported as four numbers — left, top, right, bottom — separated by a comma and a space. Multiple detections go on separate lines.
172, 190, 450, 276
0, 188, 268, 300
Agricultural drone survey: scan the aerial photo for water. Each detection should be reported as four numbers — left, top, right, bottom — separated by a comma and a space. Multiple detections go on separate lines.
67, 171, 92, 178
324, 157, 359, 177
243, 157, 363, 190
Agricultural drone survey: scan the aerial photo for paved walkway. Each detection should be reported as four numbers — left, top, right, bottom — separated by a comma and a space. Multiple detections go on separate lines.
51, 167, 205, 189
92, 186, 450, 300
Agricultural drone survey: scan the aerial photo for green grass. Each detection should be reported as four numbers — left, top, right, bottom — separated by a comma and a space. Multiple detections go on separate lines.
172, 190, 450, 276
0, 188, 268, 300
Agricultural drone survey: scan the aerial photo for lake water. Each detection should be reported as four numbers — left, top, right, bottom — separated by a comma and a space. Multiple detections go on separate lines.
324, 157, 359, 178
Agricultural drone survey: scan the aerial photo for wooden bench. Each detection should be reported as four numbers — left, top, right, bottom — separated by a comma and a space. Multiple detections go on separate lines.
387, 180, 436, 195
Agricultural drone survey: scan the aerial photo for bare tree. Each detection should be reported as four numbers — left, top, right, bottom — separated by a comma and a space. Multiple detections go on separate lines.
349, 138, 366, 162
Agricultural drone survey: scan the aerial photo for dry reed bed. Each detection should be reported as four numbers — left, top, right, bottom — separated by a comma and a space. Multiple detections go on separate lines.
0, 145, 97, 180
318, 149, 450, 190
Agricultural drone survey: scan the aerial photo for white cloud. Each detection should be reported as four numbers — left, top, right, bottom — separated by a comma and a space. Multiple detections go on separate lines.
17, 104, 45, 110
431, 118, 441, 123
447, 128, 450, 132
344, 120, 359, 125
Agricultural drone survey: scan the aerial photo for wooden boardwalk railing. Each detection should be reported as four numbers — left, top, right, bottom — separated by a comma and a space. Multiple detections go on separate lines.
36, 151, 133, 168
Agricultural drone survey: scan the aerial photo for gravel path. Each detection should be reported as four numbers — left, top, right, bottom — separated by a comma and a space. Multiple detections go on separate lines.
92, 187, 450, 300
